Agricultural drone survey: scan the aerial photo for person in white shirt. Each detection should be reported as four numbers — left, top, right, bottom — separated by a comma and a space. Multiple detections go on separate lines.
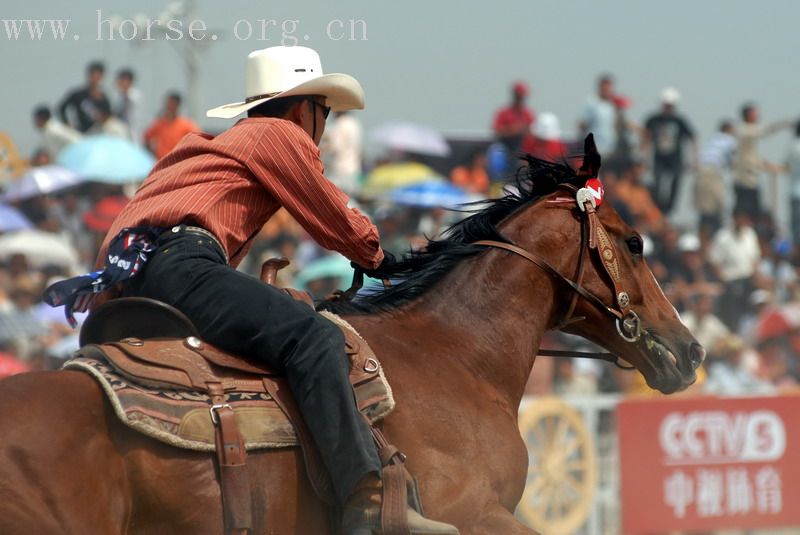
320, 110, 362, 195
32, 106, 82, 158
709, 207, 761, 330
115, 68, 143, 143
89, 99, 130, 139
578, 74, 617, 156
695, 120, 737, 234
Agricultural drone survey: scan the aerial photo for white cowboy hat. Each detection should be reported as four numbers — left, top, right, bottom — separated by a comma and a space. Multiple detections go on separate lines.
206, 46, 365, 119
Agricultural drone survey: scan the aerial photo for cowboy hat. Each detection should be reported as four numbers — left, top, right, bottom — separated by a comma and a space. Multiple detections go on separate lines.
207, 46, 365, 119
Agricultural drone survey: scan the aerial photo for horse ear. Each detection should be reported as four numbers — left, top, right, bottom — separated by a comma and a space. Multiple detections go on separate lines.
578, 133, 602, 178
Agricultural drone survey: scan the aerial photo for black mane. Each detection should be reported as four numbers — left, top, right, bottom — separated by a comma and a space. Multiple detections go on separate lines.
321, 156, 586, 315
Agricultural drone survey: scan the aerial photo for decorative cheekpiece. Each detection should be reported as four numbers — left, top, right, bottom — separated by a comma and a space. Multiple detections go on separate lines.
575, 177, 604, 212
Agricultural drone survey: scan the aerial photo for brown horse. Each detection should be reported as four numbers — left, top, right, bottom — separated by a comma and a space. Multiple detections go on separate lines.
0, 142, 703, 534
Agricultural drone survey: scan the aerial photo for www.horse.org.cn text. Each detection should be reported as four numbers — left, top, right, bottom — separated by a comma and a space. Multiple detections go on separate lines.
1, 11, 368, 44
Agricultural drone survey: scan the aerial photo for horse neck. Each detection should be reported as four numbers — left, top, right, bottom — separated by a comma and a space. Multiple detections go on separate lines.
370, 249, 559, 409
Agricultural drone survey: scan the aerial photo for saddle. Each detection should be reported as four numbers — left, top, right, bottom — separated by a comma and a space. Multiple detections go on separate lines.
67, 262, 413, 535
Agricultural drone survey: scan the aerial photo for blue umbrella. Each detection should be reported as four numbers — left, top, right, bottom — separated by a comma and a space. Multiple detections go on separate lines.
0, 204, 33, 232
56, 135, 155, 184
294, 255, 354, 291
388, 181, 476, 209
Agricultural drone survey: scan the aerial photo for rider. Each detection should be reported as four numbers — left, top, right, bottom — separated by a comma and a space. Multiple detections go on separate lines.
49, 46, 459, 534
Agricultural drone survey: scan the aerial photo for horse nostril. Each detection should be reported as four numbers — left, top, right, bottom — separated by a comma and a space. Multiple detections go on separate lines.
688, 343, 706, 370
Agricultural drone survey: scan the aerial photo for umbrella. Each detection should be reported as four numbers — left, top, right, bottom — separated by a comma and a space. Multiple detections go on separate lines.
294, 254, 354, 291
0, 229, 80, 269
0, 203, 33, 232
1, 165, 85, 201
389, 181, 478, 209
56, 135, 155, 184
371, 122, 451, 157
362, 161, 444, 197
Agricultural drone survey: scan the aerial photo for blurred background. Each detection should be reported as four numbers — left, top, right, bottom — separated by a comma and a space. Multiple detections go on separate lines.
1, 1, 799, 534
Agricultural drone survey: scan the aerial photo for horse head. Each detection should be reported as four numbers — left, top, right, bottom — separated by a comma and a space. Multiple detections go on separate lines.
497, 135, 704, 394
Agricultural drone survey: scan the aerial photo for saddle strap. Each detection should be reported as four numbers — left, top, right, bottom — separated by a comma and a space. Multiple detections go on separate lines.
208, 383, 253, 535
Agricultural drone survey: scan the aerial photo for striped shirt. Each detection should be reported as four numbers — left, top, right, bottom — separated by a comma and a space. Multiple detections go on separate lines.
98, 117, 383, 269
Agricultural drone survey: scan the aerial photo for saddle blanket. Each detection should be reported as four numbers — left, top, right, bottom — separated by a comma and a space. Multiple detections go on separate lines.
65, 312, 395, 452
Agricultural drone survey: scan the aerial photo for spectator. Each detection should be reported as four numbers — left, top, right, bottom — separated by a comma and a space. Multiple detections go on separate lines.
114, 68, 143, 143
521, 112, 568, 162
704, 336, 773, 395
613, 159, 665, 235
143, 92, 200, 160
89, 99, 130, 139
681, 290, 730, 351
695, 120, 737, 235
57, 61, 110, 133
709, 206, 762, 330
450, 148, 489, 194
604, 94, 643, 177
757, 238, 798, 304
732, 102, 794, 220
0, 275, 48, 360
784, 120, 800, 242
671, 232, 722, 309
651, 225, 684, 283
642, 87, 698, 215
578, 73, 617, 155
756, 337, 798, 392
30, 148, 52, 167
32, 105, 82, 158
320, 110, 363, 195
492, 81, 535, 153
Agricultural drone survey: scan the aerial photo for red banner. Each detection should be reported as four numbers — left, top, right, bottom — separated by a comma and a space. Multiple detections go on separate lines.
618, 395, 800, 534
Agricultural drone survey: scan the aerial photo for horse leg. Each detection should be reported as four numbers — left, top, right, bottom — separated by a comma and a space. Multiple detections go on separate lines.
0, 371, 130, 534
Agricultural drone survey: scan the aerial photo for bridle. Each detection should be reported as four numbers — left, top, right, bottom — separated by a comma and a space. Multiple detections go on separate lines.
474, 183, 641, 369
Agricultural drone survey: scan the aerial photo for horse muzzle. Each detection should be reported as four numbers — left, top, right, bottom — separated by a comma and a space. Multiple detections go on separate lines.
641, 334, 705, 394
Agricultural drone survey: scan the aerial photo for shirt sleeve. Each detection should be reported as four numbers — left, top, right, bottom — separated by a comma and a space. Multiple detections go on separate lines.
245, 120, 384, 269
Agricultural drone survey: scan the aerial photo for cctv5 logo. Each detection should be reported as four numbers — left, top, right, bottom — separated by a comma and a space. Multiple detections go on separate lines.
659, 410, 785, 464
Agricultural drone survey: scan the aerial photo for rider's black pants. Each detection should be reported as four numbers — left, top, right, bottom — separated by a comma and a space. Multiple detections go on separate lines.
125, 226, 381, 504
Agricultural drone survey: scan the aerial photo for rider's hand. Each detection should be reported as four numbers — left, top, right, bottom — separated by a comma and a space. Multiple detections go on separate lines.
352, 251, 400, 279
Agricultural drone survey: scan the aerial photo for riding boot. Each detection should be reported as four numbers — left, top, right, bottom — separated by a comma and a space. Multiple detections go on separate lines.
341, 475, 460, 535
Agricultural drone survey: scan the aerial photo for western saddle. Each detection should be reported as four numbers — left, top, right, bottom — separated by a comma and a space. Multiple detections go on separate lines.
74, 260, 416, 535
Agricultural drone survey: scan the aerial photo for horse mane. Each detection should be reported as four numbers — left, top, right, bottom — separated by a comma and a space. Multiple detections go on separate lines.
320, 156, 586, 315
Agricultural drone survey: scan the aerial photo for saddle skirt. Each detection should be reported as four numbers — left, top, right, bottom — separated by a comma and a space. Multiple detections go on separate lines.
65, 310, 395, 453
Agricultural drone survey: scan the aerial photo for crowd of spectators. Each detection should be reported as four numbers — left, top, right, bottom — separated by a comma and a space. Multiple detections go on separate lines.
1, 61, 799, 402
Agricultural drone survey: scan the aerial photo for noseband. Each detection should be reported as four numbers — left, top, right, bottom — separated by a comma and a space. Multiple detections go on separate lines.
474, 184, 640, 369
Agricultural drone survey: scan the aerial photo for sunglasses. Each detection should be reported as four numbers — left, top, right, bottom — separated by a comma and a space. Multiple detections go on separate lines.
310, 99, 331, 119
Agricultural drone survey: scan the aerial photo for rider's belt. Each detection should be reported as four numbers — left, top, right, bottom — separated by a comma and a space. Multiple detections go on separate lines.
163, 225, 229, 265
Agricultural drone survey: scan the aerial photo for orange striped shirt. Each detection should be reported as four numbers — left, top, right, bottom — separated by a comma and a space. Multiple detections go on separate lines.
98, 117, 383, 269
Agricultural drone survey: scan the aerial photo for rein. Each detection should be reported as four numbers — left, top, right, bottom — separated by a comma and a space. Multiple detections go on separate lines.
339, 185, 640, 370
474, 185, 639, 370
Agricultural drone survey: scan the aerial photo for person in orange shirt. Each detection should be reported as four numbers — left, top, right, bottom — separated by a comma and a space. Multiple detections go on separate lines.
143, 92, 200, 159
450, 148, 489, 194
613, 159, 665, 234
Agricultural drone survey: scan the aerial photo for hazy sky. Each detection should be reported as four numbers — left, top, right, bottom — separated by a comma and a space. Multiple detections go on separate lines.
2, 0, 798, 162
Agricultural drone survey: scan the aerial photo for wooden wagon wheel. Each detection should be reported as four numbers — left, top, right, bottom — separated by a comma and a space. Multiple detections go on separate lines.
517, 396, 597, 535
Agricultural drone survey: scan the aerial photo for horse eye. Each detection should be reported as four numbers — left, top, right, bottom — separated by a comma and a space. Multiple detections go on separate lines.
627, 236, 643, 255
